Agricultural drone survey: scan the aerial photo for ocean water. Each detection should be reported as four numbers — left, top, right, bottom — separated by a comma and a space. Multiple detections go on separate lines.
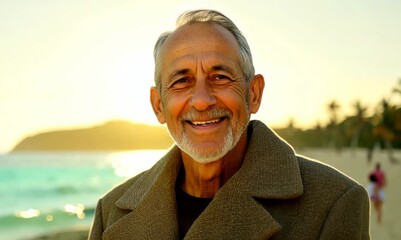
0, 150, 166, 240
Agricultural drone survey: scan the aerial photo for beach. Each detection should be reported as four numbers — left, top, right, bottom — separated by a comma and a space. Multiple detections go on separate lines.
0, 149, 401, 240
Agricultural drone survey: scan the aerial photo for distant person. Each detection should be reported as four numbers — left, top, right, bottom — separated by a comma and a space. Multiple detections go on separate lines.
89, 9, 370, 239
368, 163, 386, 224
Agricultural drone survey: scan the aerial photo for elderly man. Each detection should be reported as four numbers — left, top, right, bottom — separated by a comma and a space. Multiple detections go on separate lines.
89, 10, 370, 239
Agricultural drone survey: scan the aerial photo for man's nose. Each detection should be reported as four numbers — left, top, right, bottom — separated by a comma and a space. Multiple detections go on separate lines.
189, 80, 217, 111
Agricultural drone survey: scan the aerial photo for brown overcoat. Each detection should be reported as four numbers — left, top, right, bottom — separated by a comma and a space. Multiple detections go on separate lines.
89, 120, 370, 239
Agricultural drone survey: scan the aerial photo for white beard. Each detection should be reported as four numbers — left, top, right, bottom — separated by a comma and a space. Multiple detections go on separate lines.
169, 107, 249, 164
177, 125, 235, 164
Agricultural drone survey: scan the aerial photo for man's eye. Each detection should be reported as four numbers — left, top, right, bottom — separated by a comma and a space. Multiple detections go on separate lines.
170, 78, 191, 89
215, 75, 229, 80
212, 75, 232, 83
176, 78, 189, 83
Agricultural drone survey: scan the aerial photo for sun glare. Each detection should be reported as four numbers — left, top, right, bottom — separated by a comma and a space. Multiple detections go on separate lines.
64, 203, 85, 220
15, 208, 40, 219
110, 150, 167, 177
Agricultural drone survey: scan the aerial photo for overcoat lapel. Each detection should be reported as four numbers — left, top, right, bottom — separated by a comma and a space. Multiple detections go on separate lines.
185, 121, 303, 239
102, 120, 303, 239
102, 147, 182, 240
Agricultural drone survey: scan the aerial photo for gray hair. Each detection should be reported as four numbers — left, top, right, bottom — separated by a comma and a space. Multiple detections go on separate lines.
153, 9, 255, 90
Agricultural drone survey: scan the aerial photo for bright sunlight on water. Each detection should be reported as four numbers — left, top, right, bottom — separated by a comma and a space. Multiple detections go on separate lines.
110, 150, 166, 177
0, 149, 168, 240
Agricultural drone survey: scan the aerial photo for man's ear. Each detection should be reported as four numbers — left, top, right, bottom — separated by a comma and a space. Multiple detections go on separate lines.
150, 87, 166, 124
248, 74, 265, 114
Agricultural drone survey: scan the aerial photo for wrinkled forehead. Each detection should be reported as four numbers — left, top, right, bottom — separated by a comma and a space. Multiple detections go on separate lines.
160, 22, 241, 61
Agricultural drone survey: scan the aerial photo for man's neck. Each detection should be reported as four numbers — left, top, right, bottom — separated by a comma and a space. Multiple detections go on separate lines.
180, 131, 248, 198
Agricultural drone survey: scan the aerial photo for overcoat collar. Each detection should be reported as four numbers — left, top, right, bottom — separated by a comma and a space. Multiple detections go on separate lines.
103, 120, 303, 239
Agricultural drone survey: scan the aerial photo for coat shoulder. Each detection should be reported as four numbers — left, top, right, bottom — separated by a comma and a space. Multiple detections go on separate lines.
296, 154, 364, 198
257, 155, 369, 239
294, 155, 370, 239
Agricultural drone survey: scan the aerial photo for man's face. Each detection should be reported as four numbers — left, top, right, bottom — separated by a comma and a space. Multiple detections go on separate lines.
151, 23, 255, 163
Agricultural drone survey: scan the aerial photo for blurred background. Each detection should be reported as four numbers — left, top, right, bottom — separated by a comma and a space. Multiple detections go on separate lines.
1, 0, 400, 239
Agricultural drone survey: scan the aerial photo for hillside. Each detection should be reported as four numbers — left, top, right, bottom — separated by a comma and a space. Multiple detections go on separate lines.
12, 121, 174, 152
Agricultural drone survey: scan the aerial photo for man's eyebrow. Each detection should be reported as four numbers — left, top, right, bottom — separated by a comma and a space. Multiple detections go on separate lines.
169, 68, 190, 80
211, 65, 235, 76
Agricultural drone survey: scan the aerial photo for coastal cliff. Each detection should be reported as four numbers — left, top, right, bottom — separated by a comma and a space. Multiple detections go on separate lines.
12, 121, 174, 151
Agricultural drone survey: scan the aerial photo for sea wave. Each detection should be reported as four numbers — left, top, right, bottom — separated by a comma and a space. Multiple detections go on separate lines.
0, 150, 165, 239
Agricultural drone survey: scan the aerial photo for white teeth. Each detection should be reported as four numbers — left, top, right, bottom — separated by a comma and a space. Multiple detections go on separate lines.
191, 119, 221, 125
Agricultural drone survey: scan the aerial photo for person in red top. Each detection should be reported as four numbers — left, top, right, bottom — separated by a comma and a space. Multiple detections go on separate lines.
372, 163, 386, 188
369, 163, 386, 224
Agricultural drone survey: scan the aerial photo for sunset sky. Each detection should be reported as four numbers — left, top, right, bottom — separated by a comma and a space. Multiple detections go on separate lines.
1, 0, 400, 152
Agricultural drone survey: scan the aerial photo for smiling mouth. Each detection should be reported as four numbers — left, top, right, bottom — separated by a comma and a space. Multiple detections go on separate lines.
186, 117, 225, 126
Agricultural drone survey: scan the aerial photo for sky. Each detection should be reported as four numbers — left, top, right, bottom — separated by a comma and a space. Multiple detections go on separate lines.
1, 0, 400, 152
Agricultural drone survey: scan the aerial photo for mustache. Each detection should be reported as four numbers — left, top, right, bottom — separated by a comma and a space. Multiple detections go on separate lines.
180, 108, 232, 121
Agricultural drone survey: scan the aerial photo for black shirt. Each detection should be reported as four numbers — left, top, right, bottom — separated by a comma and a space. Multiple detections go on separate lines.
176, 185, 213, 239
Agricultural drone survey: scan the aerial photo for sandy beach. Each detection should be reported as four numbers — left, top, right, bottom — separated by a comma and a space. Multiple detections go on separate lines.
30, 148, 401, 240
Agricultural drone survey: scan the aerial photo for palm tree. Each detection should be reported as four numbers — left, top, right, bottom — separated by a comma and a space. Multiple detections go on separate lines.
349, 100, 369, 149
327, 100, 340, 127
367, 78, 401, 164
326, 100, 342, 150
392, 78, 401, 96
372, 99, 399, 163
